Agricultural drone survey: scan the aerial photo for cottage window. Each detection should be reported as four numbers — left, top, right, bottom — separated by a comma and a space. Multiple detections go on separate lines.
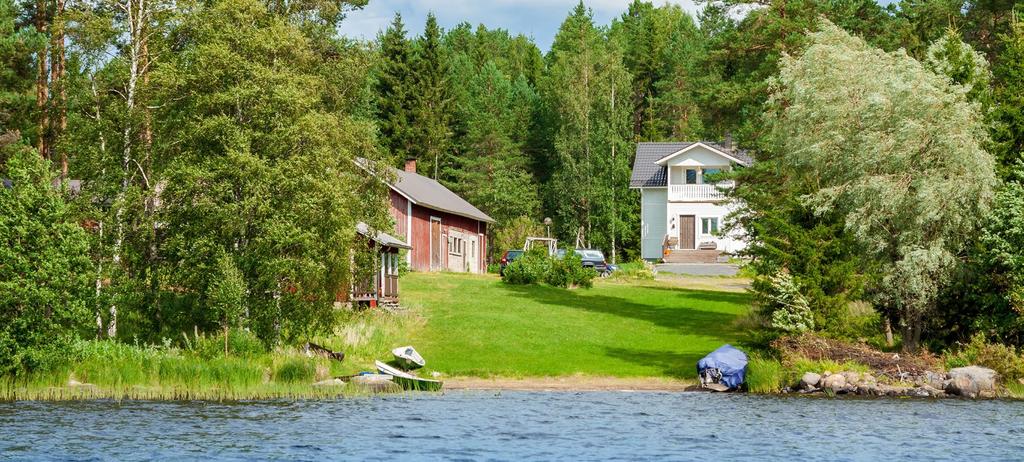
449, 236, 463, 256
701, 217, 719, 235
685, 169, 698, 185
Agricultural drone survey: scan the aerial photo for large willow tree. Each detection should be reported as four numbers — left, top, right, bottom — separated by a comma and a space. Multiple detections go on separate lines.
766, 20, 997, 351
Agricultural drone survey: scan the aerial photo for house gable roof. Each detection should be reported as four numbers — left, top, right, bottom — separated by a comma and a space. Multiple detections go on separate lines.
391, 168, 495, 223
355, 158, 495, 224
629, 142, 753, 189
654, 142, 752, 166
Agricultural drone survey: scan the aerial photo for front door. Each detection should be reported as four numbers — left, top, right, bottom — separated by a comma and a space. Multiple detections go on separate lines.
679, 215, 695, 250
466, 235, 479, 273
430, 218, 442, 270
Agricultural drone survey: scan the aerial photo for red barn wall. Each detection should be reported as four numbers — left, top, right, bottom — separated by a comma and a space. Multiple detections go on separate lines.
388, 188, 488, 272
388, 190, 410, 240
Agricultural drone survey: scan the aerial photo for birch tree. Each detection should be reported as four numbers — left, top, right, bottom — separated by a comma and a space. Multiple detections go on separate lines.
540, 2, 631, 252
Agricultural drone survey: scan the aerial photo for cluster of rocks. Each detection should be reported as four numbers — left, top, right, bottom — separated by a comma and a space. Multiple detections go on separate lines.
787, 365, 998, 399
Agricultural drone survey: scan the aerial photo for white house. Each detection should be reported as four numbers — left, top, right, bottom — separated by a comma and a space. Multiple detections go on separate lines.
629, 141, 752, 263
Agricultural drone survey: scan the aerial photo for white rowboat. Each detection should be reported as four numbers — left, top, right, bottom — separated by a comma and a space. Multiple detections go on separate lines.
391, 345, 426, 370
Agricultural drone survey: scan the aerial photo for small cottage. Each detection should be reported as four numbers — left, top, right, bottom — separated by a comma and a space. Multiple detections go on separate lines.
350, 221, 410, 306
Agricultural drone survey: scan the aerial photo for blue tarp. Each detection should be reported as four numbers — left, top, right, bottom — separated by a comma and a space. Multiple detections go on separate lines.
697, 344, 748, 390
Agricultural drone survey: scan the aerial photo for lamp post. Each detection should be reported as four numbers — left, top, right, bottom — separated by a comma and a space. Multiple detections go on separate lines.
543, 217, 552, 238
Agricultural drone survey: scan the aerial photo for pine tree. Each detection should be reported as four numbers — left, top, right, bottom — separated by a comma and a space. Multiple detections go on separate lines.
375, 12, 415, 163
0, 0, 44, 144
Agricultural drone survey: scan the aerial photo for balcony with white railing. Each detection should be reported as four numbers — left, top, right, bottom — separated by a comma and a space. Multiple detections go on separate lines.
668, 182, 733, 202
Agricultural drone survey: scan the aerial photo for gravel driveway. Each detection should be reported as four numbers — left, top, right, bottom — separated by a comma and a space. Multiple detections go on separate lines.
655, 263, 739, 277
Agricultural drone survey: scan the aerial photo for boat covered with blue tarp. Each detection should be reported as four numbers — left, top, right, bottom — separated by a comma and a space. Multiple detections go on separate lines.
697, 344, 748, 391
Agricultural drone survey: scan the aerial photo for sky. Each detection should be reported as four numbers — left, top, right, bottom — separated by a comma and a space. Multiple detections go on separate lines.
338, 0, 703, 52
339, 1, 900, 52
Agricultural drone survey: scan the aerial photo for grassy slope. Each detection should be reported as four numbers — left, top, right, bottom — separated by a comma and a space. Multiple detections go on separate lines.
399, 272, 751, 379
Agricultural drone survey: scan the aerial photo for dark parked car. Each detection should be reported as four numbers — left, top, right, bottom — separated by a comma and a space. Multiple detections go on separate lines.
499, 250, 525, 276
557, 248, 614, 276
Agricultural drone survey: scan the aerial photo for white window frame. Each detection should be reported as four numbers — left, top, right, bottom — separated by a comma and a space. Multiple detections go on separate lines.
701, 217, 720, 236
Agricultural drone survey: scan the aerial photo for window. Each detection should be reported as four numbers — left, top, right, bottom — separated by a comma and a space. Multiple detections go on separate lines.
685, 169, 698, 184
449, 236, 463, 256
701, 217, 719, 235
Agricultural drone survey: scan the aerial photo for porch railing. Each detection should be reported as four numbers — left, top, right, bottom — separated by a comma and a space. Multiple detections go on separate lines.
668, 182, 732, 201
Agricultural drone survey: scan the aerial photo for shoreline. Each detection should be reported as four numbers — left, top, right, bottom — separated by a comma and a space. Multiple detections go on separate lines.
445, 375, 695, 392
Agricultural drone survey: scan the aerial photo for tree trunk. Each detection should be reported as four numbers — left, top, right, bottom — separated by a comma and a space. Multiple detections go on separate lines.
51, 0, 67, 177
610, 84, 617, 264
34, 0, 48, 158
883, 317, 894, 347
900, 319, 921, 353
110, 0, 148, 339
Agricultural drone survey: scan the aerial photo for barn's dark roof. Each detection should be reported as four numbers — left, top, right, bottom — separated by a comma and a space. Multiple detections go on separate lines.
356, 221, 411, 249
391, 168, 496, 224
354, 157, 495, 224
629, 142, 753, 188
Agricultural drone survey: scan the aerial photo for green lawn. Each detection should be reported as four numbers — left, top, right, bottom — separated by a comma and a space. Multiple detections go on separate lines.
399, 272, 751, 379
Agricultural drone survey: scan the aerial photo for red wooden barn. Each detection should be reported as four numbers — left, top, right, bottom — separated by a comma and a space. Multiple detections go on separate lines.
385, 159, 495, 273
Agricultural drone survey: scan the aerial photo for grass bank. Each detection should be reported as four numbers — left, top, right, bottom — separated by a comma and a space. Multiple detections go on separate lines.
398, 272, 751, 380
4, 271, 754, 399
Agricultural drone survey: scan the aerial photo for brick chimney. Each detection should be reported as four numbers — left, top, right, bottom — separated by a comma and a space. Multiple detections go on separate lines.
404, 158, 417, 173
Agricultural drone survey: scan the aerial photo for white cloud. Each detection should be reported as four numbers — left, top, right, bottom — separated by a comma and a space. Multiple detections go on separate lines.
339, 0, 701, 50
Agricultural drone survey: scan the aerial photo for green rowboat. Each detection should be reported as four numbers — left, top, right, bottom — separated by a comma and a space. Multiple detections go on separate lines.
375, 360, 443, 392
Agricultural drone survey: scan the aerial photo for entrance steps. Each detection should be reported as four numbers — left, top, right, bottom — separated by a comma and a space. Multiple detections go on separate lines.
663, 249, 721, 264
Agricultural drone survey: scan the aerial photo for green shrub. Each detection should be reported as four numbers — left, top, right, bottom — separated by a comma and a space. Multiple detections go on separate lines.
504, 248, 596, 289
193, 329, 265, 359
502, 247, 552, 285
572, 265, 597, 289
746, 355, 784, 393
945, 333, 1024, 382
759, 272, 814, 333
502, 257, 543, 284
545, 258, 572, 288
609, 260, 655, 280
273, 357, 316, 383
0, 146, 93, 375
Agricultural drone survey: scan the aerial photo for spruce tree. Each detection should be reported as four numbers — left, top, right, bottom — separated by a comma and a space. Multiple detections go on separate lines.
991, 16, 1024, 173
375, 12, 415, 163
410, 12, 453, 179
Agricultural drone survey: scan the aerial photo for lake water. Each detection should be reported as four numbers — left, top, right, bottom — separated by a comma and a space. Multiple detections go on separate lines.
2, 391, 1023, 461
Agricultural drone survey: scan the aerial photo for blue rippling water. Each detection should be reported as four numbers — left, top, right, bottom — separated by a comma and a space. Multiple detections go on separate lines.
1, 391, 1023, 461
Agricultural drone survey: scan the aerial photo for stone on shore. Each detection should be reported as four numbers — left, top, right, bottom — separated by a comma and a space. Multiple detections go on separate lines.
820, 373, 847, 391
799, 372, 822, 390
945, 366, 997, 398
313, 378, 346, 387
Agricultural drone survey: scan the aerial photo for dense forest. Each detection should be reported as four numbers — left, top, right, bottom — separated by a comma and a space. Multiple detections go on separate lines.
2, 0, 1024, 373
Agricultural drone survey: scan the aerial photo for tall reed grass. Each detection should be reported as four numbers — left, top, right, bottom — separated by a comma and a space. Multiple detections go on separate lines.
746, 355, 784, 393
0, 335, 400, 401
